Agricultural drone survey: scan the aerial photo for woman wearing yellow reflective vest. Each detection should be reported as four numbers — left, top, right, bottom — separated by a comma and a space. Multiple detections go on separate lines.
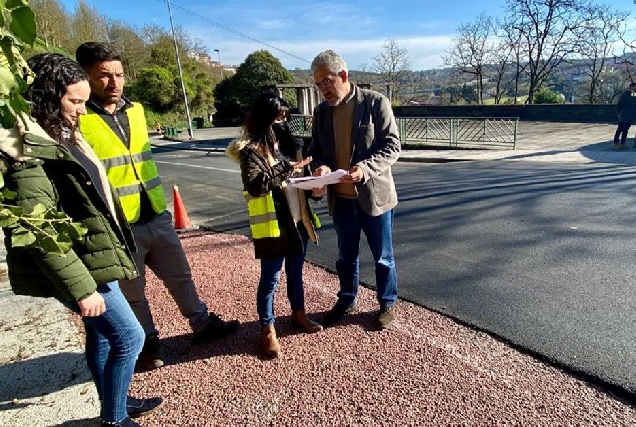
226, 93, 322, 358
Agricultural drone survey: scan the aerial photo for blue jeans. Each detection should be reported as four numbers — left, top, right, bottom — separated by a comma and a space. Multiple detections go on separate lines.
257, 224, 309, 326
61, 281, 144, 423
332, 197, 398, 308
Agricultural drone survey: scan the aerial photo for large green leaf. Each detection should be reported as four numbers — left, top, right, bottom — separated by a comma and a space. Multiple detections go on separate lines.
11, 226, 35, 247
6, 204, 22, 216
0, 102, 15, 128
5, 0, 27, 9
0, 207, 17, 227
28, 203, 47, 216
37, 232, 73, 255
0, 65, 15, 96
0, 3, 5, 28
55, 233, 73, 254
37, 234, 62, 254
57, 221, 87, 241
9, 6, 35, 47
0, 188, 14, 200
72, 222, 88, 237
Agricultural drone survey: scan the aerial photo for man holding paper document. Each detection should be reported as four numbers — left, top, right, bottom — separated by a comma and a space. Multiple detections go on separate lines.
309, 50, 401, 330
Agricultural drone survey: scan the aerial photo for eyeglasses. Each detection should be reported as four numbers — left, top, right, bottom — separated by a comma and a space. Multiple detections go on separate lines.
315, 73, 339, 90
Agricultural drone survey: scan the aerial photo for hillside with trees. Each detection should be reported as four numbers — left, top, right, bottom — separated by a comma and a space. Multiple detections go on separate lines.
24, 0, 636, 127
28, 0, 225, 127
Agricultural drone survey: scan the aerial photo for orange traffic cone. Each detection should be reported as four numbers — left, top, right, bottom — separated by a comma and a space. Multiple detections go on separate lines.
173, 185, 193, 230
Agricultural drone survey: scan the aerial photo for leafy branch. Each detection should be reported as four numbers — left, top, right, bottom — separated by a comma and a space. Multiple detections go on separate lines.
0, 0, 88, 254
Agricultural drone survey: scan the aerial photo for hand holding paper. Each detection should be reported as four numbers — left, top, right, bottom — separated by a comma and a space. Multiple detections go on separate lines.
287, 169, 348, 190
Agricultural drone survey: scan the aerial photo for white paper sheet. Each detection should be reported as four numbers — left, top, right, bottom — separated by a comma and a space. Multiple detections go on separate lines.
287, 169, 348, 190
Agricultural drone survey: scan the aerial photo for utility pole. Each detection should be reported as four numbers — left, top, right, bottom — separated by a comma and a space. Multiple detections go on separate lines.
166, 0, 194, 140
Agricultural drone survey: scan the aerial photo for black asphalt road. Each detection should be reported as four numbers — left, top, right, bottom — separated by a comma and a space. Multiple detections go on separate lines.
154, 148, 636, 400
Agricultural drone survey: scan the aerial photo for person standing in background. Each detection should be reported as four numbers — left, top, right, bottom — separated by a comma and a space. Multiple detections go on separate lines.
613, 82, 636, 150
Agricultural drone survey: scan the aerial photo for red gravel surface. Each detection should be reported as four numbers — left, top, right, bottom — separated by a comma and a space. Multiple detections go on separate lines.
131, 231, 636, 426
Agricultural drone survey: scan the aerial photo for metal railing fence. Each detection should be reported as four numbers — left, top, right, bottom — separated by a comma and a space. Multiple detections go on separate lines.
288, 115, 518, 150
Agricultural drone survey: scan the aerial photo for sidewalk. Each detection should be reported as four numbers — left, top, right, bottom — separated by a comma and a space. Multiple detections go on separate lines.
2, 122, 636, 426
0, 229, 101, 426
154, 121, 636, 165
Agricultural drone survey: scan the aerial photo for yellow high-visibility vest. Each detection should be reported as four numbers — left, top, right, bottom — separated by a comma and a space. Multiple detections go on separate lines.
79, 103, 166, 223
243, 191, 280, 239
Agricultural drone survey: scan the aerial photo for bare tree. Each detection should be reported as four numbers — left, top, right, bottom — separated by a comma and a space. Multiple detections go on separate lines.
488, 37, 516, 104
444, 13, 495, 104
503, 0, 590, 104
574, 5, 629, 103
69, 0, 109, 51
31, 0, 69, 49
371, 38, 411, 104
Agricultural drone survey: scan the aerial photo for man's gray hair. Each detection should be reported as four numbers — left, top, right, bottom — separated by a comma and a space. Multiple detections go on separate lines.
310, 50, 348, 75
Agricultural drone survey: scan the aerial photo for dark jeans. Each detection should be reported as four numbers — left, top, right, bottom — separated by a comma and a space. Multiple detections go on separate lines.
332, 197, 398, 309
614, 122, 631, 144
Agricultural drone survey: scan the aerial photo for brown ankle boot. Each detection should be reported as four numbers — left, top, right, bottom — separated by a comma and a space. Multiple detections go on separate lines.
261, 325, 281, 357
291, 309, 323, 333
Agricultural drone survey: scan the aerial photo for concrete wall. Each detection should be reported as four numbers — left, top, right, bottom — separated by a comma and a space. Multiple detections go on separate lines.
393, 104, 618, 124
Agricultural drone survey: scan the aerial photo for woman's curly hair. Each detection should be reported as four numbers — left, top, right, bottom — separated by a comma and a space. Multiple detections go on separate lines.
25, 53, 88, 142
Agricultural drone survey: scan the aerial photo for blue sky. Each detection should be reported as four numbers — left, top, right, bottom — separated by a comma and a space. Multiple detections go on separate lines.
59, 0, 636, 71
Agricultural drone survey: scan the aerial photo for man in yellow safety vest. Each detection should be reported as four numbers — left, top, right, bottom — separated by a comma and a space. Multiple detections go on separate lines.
76, 42, 240, 371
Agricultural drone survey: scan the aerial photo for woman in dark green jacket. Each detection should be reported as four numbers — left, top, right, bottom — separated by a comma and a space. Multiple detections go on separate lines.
0, 54, 161, 427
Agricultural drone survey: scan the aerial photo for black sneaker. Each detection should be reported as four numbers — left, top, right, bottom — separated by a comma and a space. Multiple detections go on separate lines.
192, 312, 240, 344
101, 416, 141, 426
322, 301, 357, 327
134, 334, 165, 372
376, 306, 396, 330
127, 395, 164, 419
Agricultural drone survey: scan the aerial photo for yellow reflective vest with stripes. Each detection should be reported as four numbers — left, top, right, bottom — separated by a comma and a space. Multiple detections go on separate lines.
79, 103, 166, 223
243, 190, 281, 239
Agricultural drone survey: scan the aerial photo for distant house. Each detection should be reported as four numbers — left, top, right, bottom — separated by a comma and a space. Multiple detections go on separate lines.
188, 51, 212, 66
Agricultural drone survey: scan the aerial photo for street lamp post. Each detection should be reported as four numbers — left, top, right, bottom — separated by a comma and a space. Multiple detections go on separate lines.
214, 49, 224, 79
166, 0, 194, 140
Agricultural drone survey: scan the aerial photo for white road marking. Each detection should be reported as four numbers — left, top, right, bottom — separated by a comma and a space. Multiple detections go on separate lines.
155, 160, 239, 173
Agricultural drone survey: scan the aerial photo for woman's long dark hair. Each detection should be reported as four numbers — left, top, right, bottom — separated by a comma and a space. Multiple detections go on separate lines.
25, 53, 88, 142
242, 92, 287, 158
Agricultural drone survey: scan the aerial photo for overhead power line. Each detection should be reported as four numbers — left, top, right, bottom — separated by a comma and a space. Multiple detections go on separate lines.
156, 0, 310, 63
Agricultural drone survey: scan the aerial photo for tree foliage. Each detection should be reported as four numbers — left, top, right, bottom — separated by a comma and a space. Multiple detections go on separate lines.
0, 0, 87, 254
130, 66, 175, 111
68, 0, 108, 51
106, 20, 149, 81
534, 87, 563, 104
213, 50, 293, 125
30, 0, 68, 48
